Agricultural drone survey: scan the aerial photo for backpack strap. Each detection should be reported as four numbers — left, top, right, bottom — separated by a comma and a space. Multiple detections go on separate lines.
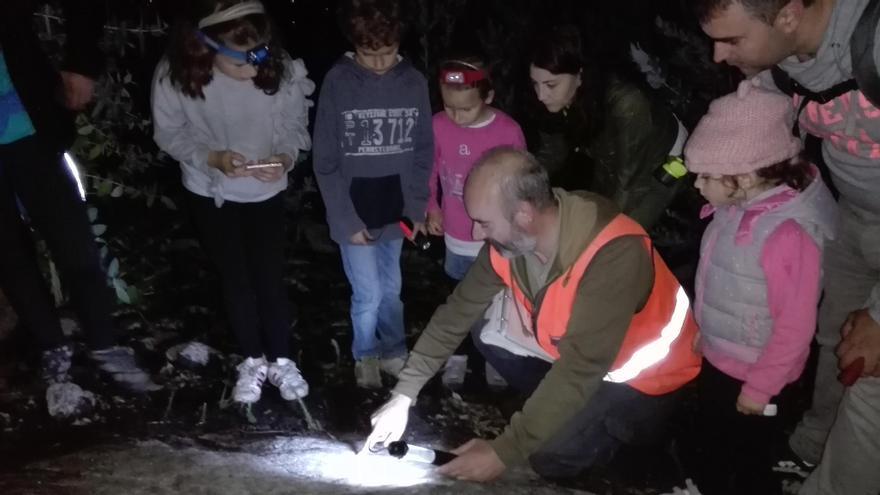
771, 65, 795, 96
851, 0, 880, 108
773, 0, 880, 135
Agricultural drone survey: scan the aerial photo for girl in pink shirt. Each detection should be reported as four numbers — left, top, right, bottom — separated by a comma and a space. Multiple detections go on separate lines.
684, 80, 836, 494
426, 57, 526, 280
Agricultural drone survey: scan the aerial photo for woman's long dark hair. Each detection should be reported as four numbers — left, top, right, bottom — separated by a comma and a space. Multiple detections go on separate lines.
166, 0, 285, 99
529, 25, 607, 142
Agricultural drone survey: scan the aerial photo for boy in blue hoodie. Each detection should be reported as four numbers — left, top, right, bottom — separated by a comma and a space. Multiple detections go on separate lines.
314, 0, 432, 389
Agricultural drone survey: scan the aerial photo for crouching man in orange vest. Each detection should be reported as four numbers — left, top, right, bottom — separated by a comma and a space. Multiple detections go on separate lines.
365, 147, 701, 482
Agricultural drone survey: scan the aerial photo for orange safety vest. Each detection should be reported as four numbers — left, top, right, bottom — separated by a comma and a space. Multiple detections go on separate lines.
489, 214, 701, 396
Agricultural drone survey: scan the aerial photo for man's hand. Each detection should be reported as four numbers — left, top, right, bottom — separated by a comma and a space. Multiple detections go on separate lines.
60, 71, 96, 111
363, 393, 412, 453
435, 439, 506, 482
207, 150, 252, 178
837, 309, 880, 377
426, 211, 444, 236
350, 229, 374, 245
735, 392, 765, 415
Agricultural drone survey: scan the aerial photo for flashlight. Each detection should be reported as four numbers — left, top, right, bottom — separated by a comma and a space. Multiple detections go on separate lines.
443, 71, 466, 84
197, 32, 270, 66
387, 441, 456, 466
439, 66, 489, 86
399, 217, 431, 251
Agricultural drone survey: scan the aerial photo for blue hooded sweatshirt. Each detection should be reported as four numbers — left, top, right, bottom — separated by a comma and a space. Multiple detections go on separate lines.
313, 53, 433, 244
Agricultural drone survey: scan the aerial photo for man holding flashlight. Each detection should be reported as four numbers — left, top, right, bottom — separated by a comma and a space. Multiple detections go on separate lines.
365, 147, 700, 482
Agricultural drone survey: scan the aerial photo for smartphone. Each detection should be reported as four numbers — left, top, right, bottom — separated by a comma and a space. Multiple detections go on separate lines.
244, 161, 283, 170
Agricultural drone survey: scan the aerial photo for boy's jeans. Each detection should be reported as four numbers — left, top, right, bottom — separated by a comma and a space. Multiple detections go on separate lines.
340, 239, 407, 361
444, 249, 477, 281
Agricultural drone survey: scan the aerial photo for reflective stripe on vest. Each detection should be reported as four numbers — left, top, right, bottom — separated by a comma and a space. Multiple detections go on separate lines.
604, 286, 690, 384
489, 214, 701, 395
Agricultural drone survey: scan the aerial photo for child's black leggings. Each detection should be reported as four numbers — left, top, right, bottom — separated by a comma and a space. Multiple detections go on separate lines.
186, 190, 291, 361
696, 358, 786, 495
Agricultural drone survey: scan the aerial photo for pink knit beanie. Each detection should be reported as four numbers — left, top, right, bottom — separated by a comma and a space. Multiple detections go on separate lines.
684, 78, 802, 175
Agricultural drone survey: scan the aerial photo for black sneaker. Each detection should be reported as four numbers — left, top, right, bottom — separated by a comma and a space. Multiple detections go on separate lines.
90, 346, 161, 392
773, 443, 816, 479
41, 344, 74, 384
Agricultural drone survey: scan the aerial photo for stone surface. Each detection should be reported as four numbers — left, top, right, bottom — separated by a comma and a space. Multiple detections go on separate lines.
0, 436, 592, 494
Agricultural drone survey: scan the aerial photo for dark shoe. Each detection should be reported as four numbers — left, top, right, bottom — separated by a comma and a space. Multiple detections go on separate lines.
355, 357, 382, 389
90, 346, 161, 392
41, 344, 74, 384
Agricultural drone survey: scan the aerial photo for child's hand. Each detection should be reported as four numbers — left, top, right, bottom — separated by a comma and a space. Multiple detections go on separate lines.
208, 150, 251, 178
426, 211, 444, 236
412, 221, 427, 239
735, 392, 765, 415
350, 229, 374, 245
251, 154, 293, 183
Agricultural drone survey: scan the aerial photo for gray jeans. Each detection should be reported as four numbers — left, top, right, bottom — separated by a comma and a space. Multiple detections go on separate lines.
790, 205, 880, 464
799, 377, 880, 495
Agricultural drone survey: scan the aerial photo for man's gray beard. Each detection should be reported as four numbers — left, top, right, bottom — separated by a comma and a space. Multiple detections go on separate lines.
489, 236, 536, 259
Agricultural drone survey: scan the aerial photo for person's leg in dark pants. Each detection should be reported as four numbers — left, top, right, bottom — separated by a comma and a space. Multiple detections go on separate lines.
240, 194, 290, 361
0, 145, 67, 350
0, 136, 115, 350
0, 137, 156, 392
187, 192, 262, 359
696, 359, 781, 495
696, 359, 739, 494
238, 193, 307, 399
529, 382, 680, 479
469, 322, 551, 396
469, 322, 680, 479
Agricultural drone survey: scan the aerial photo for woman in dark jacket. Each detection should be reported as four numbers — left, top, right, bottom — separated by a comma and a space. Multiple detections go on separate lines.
528, 25, 688, 231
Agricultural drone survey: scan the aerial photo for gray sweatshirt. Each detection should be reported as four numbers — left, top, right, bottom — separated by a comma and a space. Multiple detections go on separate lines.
151, 56, 314, 207
765, 0, 880, 322
313, 54, 433, 243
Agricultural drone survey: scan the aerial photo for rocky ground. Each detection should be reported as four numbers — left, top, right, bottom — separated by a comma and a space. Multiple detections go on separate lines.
0, 217, 808, 494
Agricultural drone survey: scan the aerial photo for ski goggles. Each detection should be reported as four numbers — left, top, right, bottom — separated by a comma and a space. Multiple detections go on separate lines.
197, 32, 270, 66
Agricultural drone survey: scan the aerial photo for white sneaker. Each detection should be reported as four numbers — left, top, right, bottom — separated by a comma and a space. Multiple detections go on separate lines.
233, 356, 268, 404
661, 479, 703, 495
268, 358, 309, 400
380, 353, 408, 377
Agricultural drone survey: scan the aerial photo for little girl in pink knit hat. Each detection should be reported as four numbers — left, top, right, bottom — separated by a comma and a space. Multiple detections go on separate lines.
684, 79, 837, 494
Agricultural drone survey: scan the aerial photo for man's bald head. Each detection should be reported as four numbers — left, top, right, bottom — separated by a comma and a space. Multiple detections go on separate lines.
465, 146, 554, 218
